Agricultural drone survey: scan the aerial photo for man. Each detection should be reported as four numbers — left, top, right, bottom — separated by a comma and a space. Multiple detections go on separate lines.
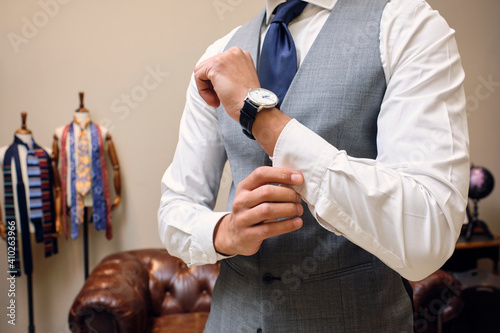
158, 0, 469, 331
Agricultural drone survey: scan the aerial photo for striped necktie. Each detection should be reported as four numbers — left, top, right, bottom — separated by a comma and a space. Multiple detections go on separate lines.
2, 137, 58, 276
26, 141, 44, 241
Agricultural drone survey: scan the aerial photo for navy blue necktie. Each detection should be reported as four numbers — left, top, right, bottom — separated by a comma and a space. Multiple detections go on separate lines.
258, 0, 307, 104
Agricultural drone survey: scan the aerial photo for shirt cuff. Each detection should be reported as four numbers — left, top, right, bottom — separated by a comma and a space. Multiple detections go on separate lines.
190, 211, 232, 265
272, 119, 339, 205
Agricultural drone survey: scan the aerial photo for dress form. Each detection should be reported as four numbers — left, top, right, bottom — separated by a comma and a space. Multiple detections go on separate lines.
52, 92, 121, 278
1, 112, 62, 239
52, 93, 121, 217
0, 112, 61, 333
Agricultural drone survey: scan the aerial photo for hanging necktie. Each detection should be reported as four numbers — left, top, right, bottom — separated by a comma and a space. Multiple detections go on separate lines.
61, 120, 112, 239
3, 143, 30, 277
3, 137, 58, 276
25, 141, 44, 243
20, 139, 58, 256
34, 146, 58, 257
258, 0, 307, 104
74, 118, 91, 225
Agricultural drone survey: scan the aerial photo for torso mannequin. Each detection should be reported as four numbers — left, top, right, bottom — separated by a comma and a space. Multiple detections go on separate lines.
0, 133, 37, 236
54, 112, 100, 207
0, 116, 61, 241
0, 112, 61, 279
52, 93, 121, 239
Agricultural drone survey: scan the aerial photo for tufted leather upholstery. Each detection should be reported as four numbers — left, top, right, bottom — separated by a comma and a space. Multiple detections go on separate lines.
410, 270, 463, 333
69, 248, 461, 333
68, 249, 219, 333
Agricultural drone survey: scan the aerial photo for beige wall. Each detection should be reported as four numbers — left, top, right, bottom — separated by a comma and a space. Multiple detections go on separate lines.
433, 0, 500, 235
0, 1, 499, 332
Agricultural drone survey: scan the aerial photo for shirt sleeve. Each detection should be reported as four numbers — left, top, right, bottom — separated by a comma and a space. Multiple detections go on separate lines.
272, 0, 470, 281
158, 28, 239, 266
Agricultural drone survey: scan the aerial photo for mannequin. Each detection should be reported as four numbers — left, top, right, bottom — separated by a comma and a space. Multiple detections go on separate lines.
0, 112, 61, 250
52, 92, 121, 241
0, 112, 61, 333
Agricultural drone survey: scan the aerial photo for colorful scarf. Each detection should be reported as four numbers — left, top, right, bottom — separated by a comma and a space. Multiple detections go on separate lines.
60, 121, 112, 239
3, 136, 58, 276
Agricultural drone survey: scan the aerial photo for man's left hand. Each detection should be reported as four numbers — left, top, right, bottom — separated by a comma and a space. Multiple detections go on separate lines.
194, 47, 260, 121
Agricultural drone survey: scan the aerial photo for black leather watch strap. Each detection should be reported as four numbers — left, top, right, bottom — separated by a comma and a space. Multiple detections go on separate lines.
240, 99, 258, 140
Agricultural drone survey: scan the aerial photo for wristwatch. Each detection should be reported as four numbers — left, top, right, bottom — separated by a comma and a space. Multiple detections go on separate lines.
239, 88, 279, 139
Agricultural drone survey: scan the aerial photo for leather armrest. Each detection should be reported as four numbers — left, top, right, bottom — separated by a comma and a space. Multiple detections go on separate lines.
410, 270, 463, 332
69, 252, 152, 333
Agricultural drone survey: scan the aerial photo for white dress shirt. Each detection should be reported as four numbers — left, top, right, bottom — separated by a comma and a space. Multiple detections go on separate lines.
158, 0, 469, 281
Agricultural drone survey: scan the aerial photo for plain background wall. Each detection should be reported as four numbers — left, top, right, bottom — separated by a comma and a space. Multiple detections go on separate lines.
0, 1, 498, 332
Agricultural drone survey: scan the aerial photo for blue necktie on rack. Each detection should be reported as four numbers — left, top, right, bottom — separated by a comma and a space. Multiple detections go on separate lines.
258, 0, 308, 104
24, 141, 44, 243
26, 143, 43, 218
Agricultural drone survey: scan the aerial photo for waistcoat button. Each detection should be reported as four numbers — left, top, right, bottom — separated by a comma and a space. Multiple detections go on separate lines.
262, 273, 274, 285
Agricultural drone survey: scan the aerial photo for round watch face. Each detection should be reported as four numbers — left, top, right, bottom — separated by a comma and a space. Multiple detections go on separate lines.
248, 88, 279, 108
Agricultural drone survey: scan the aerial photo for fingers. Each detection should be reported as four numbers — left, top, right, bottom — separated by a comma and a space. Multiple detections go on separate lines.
194, 65, 220, 108
239, 201, 304, 225
193, 47, 260, 117
239, 166, 303, 191
232, 166, 304, 228
246, 217, 303, 243
214, 166, 305, 256
214, 214, 303, 257
241, 184, 301, 209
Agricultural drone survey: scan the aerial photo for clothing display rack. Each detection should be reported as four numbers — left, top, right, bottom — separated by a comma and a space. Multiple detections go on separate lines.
76, 92, 91, 280
16, 112, 36, 333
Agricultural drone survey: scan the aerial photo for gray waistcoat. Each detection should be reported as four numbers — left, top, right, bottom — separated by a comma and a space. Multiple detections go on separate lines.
206, 1, 414, 332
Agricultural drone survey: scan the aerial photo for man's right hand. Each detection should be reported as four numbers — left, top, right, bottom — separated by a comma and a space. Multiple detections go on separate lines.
214, 166, 304, 256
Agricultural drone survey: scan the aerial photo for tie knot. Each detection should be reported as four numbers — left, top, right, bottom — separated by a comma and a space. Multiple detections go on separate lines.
74, 117, 90, 131
272, 0, 307, 25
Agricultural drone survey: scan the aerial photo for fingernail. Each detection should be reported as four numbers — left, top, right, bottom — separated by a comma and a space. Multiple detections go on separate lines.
293, 218, 303, 228
291, 173, 302, 184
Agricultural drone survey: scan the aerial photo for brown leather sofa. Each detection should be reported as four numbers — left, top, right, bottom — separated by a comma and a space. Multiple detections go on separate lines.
410, 270, 463, 333
68, 249, 219, 333
69, 248, 462, 333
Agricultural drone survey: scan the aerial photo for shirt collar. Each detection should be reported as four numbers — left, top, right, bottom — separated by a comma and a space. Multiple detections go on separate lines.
265, 0, 336, 24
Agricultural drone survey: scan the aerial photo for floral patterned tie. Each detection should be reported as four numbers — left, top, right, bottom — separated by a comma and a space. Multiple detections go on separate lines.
74, 117, 91, 224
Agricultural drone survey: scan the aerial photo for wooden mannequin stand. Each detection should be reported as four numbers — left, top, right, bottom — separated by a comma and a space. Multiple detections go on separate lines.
27, 274, 35, 333
52, 92, 121, 281
83, 208, 90, 279
76, 93, 91, 280
1, 112, 61, 333
2, 205, 35, 333
17, 112, 36, 333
